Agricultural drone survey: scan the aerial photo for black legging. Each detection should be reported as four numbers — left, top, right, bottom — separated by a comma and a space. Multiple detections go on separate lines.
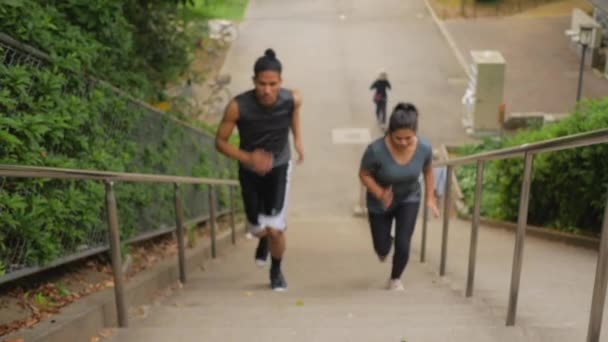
368, 202, 420, 279
375, 99, 387, 124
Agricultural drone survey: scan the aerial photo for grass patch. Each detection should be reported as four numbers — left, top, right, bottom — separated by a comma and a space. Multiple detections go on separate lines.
181, 0, 249, 21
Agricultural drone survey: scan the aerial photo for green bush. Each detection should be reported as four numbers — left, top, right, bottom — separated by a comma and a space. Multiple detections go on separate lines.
0, 63, 236, 269
455, 98, 608, 235
0, 0, 195, 96
454, 143, 503, 219
0, 0, 243, 272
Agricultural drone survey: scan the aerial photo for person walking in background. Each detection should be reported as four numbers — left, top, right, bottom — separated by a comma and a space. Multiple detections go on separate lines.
432, 149, 447, 210
370, 71, 391, 126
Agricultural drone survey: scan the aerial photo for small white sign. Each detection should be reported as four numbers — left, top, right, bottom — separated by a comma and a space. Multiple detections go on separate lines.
331, 128, 372, 144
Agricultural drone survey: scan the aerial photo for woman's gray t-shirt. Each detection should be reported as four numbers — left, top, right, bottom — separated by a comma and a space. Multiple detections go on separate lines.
360, 136, 432, 213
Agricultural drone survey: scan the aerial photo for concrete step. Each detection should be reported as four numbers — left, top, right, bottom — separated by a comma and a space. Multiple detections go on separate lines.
106, 325, 535, 342
162, 287, 474, 306
133, 304, 500, 328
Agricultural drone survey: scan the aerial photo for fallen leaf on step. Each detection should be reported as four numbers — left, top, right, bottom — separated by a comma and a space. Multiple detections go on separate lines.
24, 316, 40, 328
99, 328, 114, 338
295, 300, 304, 307
129, 305, 151, 319
90, 337, 100, 342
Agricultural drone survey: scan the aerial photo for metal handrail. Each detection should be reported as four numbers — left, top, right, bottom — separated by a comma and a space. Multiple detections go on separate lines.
0, 164, 240, 328
1, 32, 241, 328
0, 164, 239, 185
0, 32, 49, 63
419, 127, 608, 342
433, 128, 608, 167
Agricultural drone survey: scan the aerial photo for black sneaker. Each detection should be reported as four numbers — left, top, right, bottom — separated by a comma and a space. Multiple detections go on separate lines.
254, 237, 268, 268
270, 271, 287, 292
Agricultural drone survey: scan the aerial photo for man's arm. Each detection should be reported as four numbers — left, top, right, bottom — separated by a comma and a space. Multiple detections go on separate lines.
215, 100, 273, 175
215, 100, 251, 164
291, 89, 304, 163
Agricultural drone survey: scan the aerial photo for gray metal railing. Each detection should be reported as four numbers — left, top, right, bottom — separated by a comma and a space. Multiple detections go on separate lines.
0, 164, 240, 328
0, 32, 46, 69
420, 128, 608, 342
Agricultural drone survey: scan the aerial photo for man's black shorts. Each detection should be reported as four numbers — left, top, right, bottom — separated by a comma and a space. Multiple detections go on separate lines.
239, 162, 291, 234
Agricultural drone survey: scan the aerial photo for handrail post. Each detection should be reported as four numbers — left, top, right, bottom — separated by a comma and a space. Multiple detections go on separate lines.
586, 195, 608, 342
506, 152, 534, 326
229, 185, 237, 245
208, 185, 217, 258
421, 189, 429, 263
104, 180, 128, 327
174, 183, 187, 284
440, 165, 453, 276
466, 160, 484, 297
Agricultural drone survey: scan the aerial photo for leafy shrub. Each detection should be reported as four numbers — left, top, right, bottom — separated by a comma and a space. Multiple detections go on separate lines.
0, 64, 235, 269
454, 98, 608, 235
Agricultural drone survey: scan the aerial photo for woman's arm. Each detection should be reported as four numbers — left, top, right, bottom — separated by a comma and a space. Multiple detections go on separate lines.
360, 169, 393, 209
359, 169, 384, 200
423, 164, 440, 217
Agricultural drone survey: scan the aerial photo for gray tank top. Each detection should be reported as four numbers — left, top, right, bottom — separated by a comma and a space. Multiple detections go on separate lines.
235, 88, 294, 167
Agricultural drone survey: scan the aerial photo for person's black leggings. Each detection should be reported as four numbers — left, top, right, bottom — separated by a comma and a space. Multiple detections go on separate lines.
375, 99, 387, 124
368, 202, 420, 279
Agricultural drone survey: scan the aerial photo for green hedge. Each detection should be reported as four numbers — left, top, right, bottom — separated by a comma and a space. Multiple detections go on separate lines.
0, 0, 244, 275
0, 0, 194, 96
0, 63, 235, 270
455, 98, 608, 235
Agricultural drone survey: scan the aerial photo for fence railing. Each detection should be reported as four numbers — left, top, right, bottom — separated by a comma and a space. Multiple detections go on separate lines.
420, 128, 608, 342
0, 164, 240, 328
0, 32, 237, 286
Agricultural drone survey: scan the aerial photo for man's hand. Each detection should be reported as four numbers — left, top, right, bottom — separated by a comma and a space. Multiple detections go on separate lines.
248, 149, 273, 175
295, 140, 304, 163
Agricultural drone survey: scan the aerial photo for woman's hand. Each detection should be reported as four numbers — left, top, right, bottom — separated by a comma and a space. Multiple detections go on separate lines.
378, 186, 393, 210
427, 197, 440, 218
